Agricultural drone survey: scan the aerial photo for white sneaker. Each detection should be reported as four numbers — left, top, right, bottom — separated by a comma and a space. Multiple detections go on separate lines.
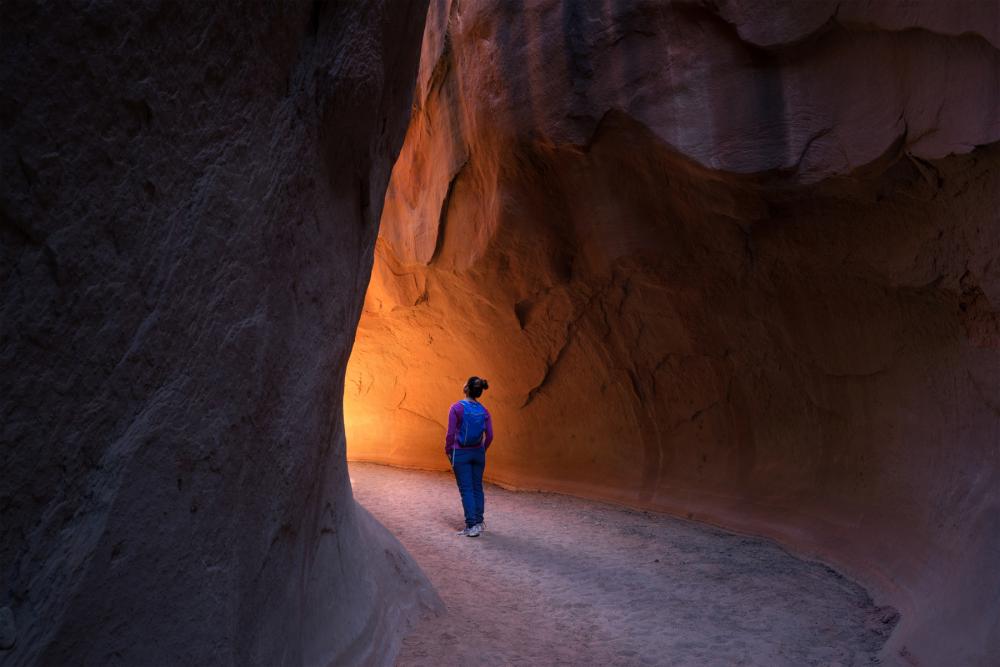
475, 522, 486, 534
468, 524, 482, 537
457, 526, 480, 537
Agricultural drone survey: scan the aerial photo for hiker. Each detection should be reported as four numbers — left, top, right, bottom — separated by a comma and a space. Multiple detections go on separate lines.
445, 376, 493, 537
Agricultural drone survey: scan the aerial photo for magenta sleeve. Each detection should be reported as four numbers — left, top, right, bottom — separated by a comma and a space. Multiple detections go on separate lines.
444, 402, 462, 454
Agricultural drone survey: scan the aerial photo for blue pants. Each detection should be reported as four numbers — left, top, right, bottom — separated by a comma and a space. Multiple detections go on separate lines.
451, 447, 486, 528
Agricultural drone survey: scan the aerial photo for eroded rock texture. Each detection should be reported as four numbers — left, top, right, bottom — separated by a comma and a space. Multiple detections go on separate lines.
346, 1, 1000, 664
1, 1, 436, 665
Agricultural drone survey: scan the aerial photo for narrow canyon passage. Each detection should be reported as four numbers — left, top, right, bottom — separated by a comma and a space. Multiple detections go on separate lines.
351, 463, 895, 666
3, 1, 998, 664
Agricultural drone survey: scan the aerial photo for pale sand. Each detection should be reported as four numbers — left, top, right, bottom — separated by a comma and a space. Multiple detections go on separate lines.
350, 463, 896, 666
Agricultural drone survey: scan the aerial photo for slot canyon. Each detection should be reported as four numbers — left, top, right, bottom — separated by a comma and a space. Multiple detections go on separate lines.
2, 1, 998, 666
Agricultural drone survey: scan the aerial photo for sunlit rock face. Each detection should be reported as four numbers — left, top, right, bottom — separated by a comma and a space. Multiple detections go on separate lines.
0, 1, 436, 665
346, 1, 1000, 664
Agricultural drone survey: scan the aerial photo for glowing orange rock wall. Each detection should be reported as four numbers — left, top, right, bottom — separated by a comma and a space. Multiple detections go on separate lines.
346, 1, 1000, 664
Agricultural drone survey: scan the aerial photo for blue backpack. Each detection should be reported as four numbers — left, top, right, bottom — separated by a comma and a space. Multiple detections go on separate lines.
458, 400, 487, 447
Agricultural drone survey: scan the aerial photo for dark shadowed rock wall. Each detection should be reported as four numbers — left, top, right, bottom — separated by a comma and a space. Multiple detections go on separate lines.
345, 1, 1000, 664
1, 1, 436, 665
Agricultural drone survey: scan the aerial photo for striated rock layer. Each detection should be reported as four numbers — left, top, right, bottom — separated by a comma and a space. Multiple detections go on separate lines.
346, 1, 1000, 664
1, 1, 437, 665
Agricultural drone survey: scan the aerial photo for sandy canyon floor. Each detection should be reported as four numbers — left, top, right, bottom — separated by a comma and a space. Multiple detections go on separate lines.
350, 463, 896, 666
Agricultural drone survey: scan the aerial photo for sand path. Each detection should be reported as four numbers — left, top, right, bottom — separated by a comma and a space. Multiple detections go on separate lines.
350, 463, 895, 666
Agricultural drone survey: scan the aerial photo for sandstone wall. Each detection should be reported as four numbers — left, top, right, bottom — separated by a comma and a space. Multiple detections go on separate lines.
345, 2, 1000, 664
1, 1, 436, 664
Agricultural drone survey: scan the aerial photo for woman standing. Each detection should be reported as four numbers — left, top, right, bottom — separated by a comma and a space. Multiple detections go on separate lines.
445, 376, 493, 537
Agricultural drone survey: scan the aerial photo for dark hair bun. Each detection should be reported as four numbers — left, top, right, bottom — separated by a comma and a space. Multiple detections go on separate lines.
465, 376, 488, 398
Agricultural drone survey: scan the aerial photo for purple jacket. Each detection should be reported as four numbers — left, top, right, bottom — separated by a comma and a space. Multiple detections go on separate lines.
444, 400, 494, 456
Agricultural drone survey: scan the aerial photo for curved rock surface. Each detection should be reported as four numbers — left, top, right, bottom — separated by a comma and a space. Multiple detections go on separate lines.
346, 1, 1000, 665
1, 1, 437, 665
